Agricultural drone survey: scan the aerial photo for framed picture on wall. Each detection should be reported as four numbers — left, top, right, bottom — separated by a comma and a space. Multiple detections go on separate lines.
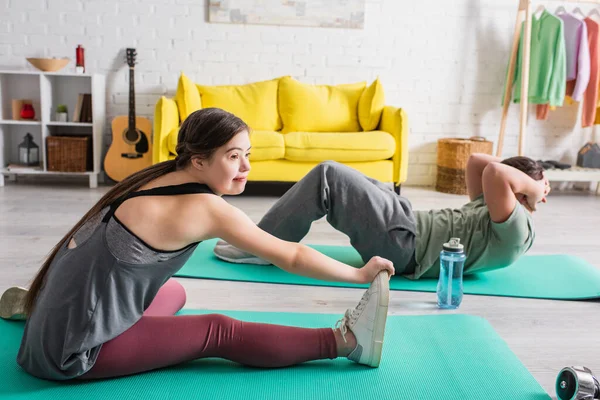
208, 0, 365, 29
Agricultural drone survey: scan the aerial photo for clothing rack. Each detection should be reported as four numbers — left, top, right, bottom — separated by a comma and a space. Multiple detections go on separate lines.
498, 0, 600, 157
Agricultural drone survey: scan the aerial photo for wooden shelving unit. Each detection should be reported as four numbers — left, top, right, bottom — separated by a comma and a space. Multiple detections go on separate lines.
0, 70, 105, 188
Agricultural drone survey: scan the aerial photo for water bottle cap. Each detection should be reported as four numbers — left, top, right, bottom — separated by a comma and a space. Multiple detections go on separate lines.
443, 237, 464, 253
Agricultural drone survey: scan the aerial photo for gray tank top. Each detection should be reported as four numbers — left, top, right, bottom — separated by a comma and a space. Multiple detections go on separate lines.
16, 183, 214, 380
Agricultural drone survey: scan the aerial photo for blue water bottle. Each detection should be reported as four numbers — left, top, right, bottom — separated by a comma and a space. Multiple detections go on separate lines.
437, 237, 466, 309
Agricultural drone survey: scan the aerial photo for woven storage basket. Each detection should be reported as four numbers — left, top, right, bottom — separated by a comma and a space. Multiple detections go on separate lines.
436, 137, 493, 195
46, 136, 92, 172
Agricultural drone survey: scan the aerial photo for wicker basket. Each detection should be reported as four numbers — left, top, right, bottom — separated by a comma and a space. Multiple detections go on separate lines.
46, 136, 92, 172
435, 137, 493, 195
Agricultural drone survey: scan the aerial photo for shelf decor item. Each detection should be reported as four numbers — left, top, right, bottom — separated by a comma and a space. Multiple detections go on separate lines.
18, 133, 39, 166
56, 104, 68, 122
20, 102, 35, 120
47, 136, 91, 172
11, 99, 26, 120
75, 45, 85, 74
577, 142, 600, 169
26, 57, 70, 72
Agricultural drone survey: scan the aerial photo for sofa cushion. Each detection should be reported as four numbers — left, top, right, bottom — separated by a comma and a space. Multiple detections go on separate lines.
165, 129, 284, 161
249, 130, 285, 161
175, 72, 201, 122
284, 131, 396, 162
279, 76, 365, 133
196, 78, 283, 131
359, 77, 385, 131
153, 96, 180, 164
167, 127, 179, 155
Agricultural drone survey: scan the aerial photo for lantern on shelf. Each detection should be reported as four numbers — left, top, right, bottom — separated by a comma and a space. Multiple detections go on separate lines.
18, 133, 39, 166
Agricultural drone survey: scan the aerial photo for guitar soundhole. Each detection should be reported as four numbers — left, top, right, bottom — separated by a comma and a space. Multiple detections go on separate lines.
124, 129, 140, 144
120, 128, 149, 159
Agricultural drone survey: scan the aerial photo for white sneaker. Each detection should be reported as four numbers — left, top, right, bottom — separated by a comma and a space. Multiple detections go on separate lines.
213, 240, 271, 265
335, 271, 390, 367
0, 286, 28, 321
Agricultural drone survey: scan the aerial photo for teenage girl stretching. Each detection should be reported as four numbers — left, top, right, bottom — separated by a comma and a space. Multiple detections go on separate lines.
0, 108, 393, 381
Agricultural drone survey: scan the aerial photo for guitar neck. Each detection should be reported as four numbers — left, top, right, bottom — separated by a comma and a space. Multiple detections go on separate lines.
128, 67, 136, 131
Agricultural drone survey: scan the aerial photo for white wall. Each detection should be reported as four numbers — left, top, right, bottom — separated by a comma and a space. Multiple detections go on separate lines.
1, 0, 597, 185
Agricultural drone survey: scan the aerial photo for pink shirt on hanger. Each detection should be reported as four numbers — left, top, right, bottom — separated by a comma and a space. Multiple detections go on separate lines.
582, 17, 599, 127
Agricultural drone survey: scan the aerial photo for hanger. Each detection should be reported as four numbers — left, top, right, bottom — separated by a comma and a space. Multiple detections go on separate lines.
533, 5, 545, 19
573, 7, 586, 18
555, 6, 567, 15
589, 8, 600, 20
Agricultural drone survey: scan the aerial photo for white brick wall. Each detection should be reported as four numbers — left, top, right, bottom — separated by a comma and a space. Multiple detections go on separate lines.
1, 0, 596, 185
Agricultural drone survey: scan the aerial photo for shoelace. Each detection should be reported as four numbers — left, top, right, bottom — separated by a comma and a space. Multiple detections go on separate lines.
335, 289, 371, 343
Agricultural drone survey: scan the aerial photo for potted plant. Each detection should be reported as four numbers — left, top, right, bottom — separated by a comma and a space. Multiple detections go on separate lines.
56, 104, 68, 122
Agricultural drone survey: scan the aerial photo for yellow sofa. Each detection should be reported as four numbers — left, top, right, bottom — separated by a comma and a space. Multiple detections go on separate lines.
153, 74, 409, 192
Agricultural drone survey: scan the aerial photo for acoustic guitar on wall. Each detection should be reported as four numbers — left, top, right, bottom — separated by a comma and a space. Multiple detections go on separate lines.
104, 48, 152, 182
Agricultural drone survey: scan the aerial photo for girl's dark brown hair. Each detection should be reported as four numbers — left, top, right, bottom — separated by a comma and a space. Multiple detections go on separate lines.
23, 108, 248, 315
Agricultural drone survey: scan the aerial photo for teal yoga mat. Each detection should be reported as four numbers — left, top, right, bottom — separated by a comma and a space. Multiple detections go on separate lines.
175, 239, 600, 300
0, 311, 549, 400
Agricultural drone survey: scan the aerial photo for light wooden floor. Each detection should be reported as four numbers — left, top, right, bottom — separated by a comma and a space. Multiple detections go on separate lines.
1, 179, 599, 398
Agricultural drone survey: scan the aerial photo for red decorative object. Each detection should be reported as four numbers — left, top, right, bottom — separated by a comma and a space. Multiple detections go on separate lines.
20, 103, 35, 120
76, 45, 85, 73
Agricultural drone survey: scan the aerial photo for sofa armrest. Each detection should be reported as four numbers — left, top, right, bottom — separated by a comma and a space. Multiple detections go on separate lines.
378, 106, 409, 185
153, 96, 180, 164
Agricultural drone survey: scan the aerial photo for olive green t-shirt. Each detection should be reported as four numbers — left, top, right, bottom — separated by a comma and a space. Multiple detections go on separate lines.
406, 194, 535, 279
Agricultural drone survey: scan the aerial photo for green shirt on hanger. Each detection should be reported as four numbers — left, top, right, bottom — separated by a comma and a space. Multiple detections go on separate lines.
508, 10, 567, 107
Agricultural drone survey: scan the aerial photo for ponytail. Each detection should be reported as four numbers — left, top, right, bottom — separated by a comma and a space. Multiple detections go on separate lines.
23, 159, 177, 316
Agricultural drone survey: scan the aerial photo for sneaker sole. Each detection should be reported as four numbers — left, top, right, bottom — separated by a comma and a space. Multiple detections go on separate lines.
213, 251, 271, 265
368, 272, 390, 367
0, 286, 28, 320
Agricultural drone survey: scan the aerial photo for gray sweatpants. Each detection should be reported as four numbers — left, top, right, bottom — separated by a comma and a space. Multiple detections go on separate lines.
257, 161, 418, 274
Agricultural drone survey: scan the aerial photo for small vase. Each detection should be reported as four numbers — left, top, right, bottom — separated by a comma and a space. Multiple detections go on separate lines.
56, 112, 68, 122
20, 104, 35, 120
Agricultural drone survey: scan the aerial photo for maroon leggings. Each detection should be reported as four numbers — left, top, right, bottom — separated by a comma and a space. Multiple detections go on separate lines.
80, 279, 338, 379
